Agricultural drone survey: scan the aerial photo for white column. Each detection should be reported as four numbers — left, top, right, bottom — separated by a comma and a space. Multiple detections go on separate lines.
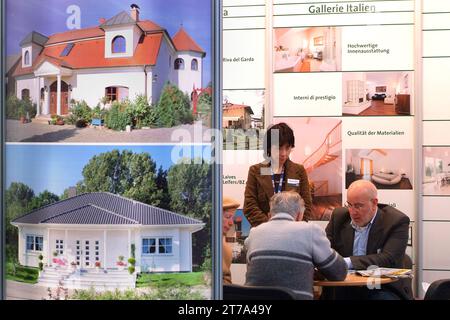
36, 77, 41, 116
103, 230, 107, 269
47, 229, 51, 266
56, 75, 61, 115
64, 230, 68, 260
128, 229, 131, 259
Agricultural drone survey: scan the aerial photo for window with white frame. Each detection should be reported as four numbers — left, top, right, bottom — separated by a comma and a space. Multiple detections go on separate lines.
55, 239, 64, 255
142, 237, 172, 255
174, 58, 184, 70
26, 235, 43, 252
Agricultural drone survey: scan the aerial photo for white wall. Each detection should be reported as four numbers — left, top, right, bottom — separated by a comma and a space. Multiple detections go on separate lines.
18, 225, 47, 267
174, 52, 203, 95
308, 156, 342, 195
106, 230, 129, 269
70, 67, 146, 107
16, 76, 40, 104
179, 229, 193, 272
139, 227, 185, 272
152, 39, 172, 104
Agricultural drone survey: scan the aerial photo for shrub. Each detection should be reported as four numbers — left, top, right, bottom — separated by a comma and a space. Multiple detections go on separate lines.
128, 266, 135, 274
38, 254, 43, 261
70, 100, 92, 123
75, 119, 87, 128
152, 83, 193, 127
126, 95, 152, 128
6, 95, 36, 120
64, 114, 78, 125
128, 257, 136, 266
38, 262, 44, 271
105, 101, 131, 131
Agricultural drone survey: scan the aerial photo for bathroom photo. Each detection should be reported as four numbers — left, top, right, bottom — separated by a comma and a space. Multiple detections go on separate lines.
273, 27, 341, 73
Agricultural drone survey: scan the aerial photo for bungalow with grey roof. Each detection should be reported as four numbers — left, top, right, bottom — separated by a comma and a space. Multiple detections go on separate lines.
12, 192, 204, 273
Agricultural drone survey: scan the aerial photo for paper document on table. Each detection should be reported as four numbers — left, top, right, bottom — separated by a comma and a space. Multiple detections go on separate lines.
356, 268, 413, 278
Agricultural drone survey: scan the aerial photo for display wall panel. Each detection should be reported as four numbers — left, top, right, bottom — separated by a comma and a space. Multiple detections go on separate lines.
423, 197, 450, 220
423, 222, 450, 269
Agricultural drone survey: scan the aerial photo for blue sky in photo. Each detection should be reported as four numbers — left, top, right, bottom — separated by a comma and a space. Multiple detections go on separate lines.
6, 144, 211, 195
6, 0, 212, 84
235, 209, 250, 237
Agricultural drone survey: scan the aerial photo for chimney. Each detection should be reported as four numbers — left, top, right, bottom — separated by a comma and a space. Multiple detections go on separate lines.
67, 187, 78, 198
130, 4, 140, 22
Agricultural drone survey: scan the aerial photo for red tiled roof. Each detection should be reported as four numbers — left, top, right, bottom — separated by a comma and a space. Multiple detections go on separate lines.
12, 33, 163, 77
138, 20, 164, 32
173, 27, 205, 55
224, 103, 250, 110
46, 26, 104, 45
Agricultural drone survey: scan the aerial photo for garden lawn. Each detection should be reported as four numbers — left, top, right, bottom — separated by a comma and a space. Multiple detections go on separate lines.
136, 272, 205, 288
6, 262, 39, 284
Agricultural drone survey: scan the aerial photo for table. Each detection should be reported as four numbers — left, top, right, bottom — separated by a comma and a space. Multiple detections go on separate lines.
314, 273, 398, 287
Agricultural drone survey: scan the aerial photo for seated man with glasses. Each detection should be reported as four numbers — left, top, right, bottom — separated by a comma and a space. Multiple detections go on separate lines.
323, 179, 413, 300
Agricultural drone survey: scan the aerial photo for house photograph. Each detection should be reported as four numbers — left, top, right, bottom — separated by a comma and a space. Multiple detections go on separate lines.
346, 148, 413, 190
5, 1, 211, 143
5, 144, 212, 298
342, 72, 412, 116
273, 27, 341, 72
423, 147, 450, 195
222, 90, 265, 150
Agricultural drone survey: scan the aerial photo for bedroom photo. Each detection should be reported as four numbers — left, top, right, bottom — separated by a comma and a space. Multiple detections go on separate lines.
346, 148, 413, 190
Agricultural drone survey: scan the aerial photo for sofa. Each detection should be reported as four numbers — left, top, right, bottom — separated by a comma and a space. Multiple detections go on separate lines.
371, 172, 402, 185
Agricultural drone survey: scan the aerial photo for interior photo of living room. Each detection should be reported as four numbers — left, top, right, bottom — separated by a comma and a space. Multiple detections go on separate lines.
346, 149, 413, 190
277, 117, 342, 220
273, 27, 341, 73
423, 147, 450, 195
342, 72, 412, 116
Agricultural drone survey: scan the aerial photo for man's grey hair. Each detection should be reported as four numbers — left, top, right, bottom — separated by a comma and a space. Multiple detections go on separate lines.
269, 191, 305, 219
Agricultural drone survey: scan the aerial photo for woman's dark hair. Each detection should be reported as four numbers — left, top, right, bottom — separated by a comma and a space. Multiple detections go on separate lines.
264, 122, 295, 157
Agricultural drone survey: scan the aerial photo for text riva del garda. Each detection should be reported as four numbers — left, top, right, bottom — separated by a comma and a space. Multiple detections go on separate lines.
309, 3, 376, 14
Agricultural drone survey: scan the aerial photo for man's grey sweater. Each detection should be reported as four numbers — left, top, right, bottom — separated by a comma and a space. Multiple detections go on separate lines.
245, 213, 347, 299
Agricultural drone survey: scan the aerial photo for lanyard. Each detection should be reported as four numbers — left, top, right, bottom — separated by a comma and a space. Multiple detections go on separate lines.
271, 166, 285, 194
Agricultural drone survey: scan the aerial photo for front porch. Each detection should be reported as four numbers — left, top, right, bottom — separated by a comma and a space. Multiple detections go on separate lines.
38, 265, 136, 290
34, 60, 73, 116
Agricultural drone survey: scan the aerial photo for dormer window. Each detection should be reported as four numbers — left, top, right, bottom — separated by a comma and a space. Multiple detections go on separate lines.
174, 58, 184, 70
112, 36, 126, 53
24, 50, 30, 66
191, 59, 198, 71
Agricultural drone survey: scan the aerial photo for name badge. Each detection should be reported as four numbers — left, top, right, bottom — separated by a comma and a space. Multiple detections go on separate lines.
287, 178, 300, 186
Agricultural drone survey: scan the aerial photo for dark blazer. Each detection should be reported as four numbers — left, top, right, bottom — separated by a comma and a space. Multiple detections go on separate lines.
243, 159, 312, 227
325, 204, 413, 300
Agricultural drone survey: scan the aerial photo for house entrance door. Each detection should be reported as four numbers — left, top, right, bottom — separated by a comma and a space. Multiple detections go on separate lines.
75, 239, 101, 268
49, 81, 69, 115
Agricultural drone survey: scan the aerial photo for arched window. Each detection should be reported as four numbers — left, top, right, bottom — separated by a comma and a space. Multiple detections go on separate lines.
24, 51, 30, 65
112, 36, 126, 53
174, 58, 184, 70
191, 59, 198, 71
21, 89, 30, 100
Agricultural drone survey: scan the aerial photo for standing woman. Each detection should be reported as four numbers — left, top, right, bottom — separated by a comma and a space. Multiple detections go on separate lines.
243, 122, 312, 227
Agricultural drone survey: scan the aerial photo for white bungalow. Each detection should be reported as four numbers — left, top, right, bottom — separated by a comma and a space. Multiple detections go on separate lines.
11, 192, 204, 273
11, 4, 205, 116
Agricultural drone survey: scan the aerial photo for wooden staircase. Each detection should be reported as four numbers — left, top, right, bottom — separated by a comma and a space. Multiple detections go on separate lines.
303, 122, 342, 173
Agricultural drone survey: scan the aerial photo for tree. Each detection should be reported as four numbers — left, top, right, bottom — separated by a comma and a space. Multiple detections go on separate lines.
29, 190, 59, 210
78, 150, 163, 206
167, 159, 212, 266
153, 83, 193, 127
5, 183, 35, 262
155, 166, 170, 210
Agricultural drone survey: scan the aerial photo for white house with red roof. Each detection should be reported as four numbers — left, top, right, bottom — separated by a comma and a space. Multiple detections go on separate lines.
12, 4, 205, 116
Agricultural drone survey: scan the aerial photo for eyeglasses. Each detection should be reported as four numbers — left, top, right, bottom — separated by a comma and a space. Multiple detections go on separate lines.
344, 200, 373, 210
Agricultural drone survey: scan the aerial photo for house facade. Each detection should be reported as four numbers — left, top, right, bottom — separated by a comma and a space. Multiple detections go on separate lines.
12, 192, 204, 273
223, 102, 254, 129
11, 4, 205, 116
